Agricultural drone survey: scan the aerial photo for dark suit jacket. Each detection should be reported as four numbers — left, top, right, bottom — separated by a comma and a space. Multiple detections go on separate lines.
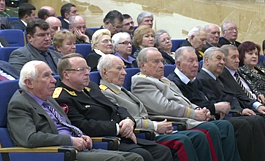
60, 19, 69, 29
0, 60, 19, 79
167, 72, 216, 114
8, 90, 72, 147
159, 50, 175, 64
0, 17, 12, 29
9, 43, 61, 73
180, 39, 203, 61
0, 36, 9, 47
219, 67, 255, 109
85, 51, 101, 71
218, 37, 241, 47
202, 42, 220, 52
10, 19, 26, 31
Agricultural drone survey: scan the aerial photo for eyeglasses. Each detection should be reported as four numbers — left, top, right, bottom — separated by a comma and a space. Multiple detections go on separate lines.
65, 67, 91, 72
225, 27, 238, 32
111, 22, 122, 31
119, 41, 132, 45
101, 39, 114, 44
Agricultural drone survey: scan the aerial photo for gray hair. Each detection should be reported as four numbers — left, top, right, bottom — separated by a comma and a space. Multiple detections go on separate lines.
19, 61, 44, 90
112, 32, 131, 48
136, 47, 158, 67
69, 15, 85, 27
203, 47, 225, 61
154, 29, 170, 47
220, 44, 238, 57
221, 21, 235, 33
137, 11, 153, 24
175, 46, 195, 61
204, 24, 219, 32
188, 26, 204, 38
97, 54, 120, 77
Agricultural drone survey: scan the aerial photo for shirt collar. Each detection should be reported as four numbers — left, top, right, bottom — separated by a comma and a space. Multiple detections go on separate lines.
202, 68, 217, 80
174, 67, 195, 84
114, 52, 135, 64
225, 66, 236, 76
26, 91, 46, 106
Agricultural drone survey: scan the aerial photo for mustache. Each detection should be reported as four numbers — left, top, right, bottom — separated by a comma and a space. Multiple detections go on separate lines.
129, 26, 134, 30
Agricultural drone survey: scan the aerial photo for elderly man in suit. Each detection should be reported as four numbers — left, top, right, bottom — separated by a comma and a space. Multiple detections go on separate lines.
218, 21, 241, 47
168, 46, 265, 161
131, 47, 241, 161
98, 54, 214, 161
9, 19, 61, 74
53, 53, 173, 161
7, 60, 144, 161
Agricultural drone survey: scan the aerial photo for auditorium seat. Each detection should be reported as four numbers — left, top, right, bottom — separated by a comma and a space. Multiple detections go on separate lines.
123, 68, 140, 91
76, 43, 92, 58
0, 47, 19, 61
164, 64, 176, 77
171, 39, 185, 52
0, 29, 25, 47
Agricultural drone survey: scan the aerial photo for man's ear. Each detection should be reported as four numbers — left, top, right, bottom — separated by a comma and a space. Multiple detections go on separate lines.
176, 61, 181, 68
24, 78, 33, 89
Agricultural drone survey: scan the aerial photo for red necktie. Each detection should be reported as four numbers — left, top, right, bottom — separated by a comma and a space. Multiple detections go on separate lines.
0, 74, 9, 81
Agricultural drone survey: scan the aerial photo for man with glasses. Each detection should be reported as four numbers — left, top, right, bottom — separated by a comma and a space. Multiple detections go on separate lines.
112, 32, 137, 68
218, 21, 241, 47
53, 53, 174, 161
100, 10, 123, 36
45, 16, 62, 40
202, 24, 221, 52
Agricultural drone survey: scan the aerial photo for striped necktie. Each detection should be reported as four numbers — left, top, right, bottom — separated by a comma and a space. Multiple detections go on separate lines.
234, 72, 254, 99
43, 102, 83, 137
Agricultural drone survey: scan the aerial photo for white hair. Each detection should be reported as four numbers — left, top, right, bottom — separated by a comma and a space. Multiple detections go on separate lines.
97, 54, 121, 77
112, 32, 131, 48
188, 26, 204, 37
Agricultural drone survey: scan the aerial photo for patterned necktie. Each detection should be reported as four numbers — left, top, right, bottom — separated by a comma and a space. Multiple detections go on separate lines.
41, 52, 57, 75
42, 102, 83, 137
234, 72, 254, 99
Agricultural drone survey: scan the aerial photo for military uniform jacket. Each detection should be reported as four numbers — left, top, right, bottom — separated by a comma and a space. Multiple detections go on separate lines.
131, 73, 204, 129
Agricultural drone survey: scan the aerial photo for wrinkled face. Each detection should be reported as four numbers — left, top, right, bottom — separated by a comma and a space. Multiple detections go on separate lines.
225, 49, 240, 70
205, 51, 226, 77
141, 49, 164, 79
115, 37, 132, 56
177, 50, 198, 80
223, 22, 238, 42
64, 57, 90, 91
122, 17, 134, 34
243, 48, 259, 68
141, 31, 154, 48
56, 38, 76, 56
157, 33, 172, 52
72, 17, 86, 34
104, 58, 127, 86
49, 19, 61, 38
27, 63, 57, 100
106, 18, 123, 35
190, 30, 207, 51
140, 17, 153, 28
94, 35, 113, 54
28, 27, 51, 51
207, 25, 220, 46
0, 0, 5, 12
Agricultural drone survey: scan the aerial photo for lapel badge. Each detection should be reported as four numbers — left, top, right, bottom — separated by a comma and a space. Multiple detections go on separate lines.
85, 105, 90, 108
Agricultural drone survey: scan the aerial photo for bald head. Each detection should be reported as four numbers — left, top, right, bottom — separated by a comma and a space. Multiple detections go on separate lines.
204, 24, 220, 46
41, 6, 56, 17
45, 16, 62, 39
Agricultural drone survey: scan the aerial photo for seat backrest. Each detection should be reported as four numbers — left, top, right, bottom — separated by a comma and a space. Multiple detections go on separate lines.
171, 39, 185, 52
123, 68, 140, 91
164, 64, 176, 77
90, 71, 101, 84
0, 47, 19, 61
76, 44, 92, 58
0, 29, 25, 47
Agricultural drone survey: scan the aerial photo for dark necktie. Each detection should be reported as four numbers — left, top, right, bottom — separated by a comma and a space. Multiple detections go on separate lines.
234, 72, 254, 99
0, 74, 9, 81
42, 52, 57, 74
42, 102, 83, 137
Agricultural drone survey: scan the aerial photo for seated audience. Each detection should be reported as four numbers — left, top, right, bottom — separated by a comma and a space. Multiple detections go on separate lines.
100, 10, 123, 36
237, 41, 265, 103
133, 25, 154, 58
69, 15, 91, 43
98, 54, 214, 161
137, 11, 153, 28
9, 19, 61, 74
0, 35, 9, 47
60, 3, 78, 29
0, 60, 19, 81
202, 24, 220, 52
122, 14, 135, 37
38, 6, 56, 20
180, 26, 207, 61
7, 60, 144, 161
218, 21, 241, 47
0, 0, 17, 17
53, 30, 76, 56
45, 16, 62, 40
131, 47, 241, 161
154, 29, 175, 64
53, 53, 174, 161
112, 32, 137, 68
11, 3, 36, 31
85, 29, 113, 71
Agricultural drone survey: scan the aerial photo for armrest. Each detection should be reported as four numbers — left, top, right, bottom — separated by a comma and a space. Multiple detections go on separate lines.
226, 110, 241, 117
171, 122, 187, 131
92, 137, 120, 150
0, 146, 77, 161
149, 115, 187, 131
134, 128, 155, 141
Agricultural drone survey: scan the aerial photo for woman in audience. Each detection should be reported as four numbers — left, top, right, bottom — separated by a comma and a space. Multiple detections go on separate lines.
155, 30, 175, 64
112, 32, 137, 68
85, 29, 113, 71
133, 25, 154, 58
53, 30, 76, 56
238, 41, 265, 103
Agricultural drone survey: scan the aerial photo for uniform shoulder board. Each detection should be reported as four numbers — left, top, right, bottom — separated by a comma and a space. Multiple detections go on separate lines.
63, 88, 77, 96
52, 87, 63, 98
84, 87, 91, 92
138, 73, 147, 78
99, 84, 108, 90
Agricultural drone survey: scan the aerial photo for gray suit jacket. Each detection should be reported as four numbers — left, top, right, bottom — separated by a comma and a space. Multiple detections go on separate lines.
7, 90, 71, 147
9, 43, 61, 73
99, 79, 155, 130
131, 73, 203, 129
